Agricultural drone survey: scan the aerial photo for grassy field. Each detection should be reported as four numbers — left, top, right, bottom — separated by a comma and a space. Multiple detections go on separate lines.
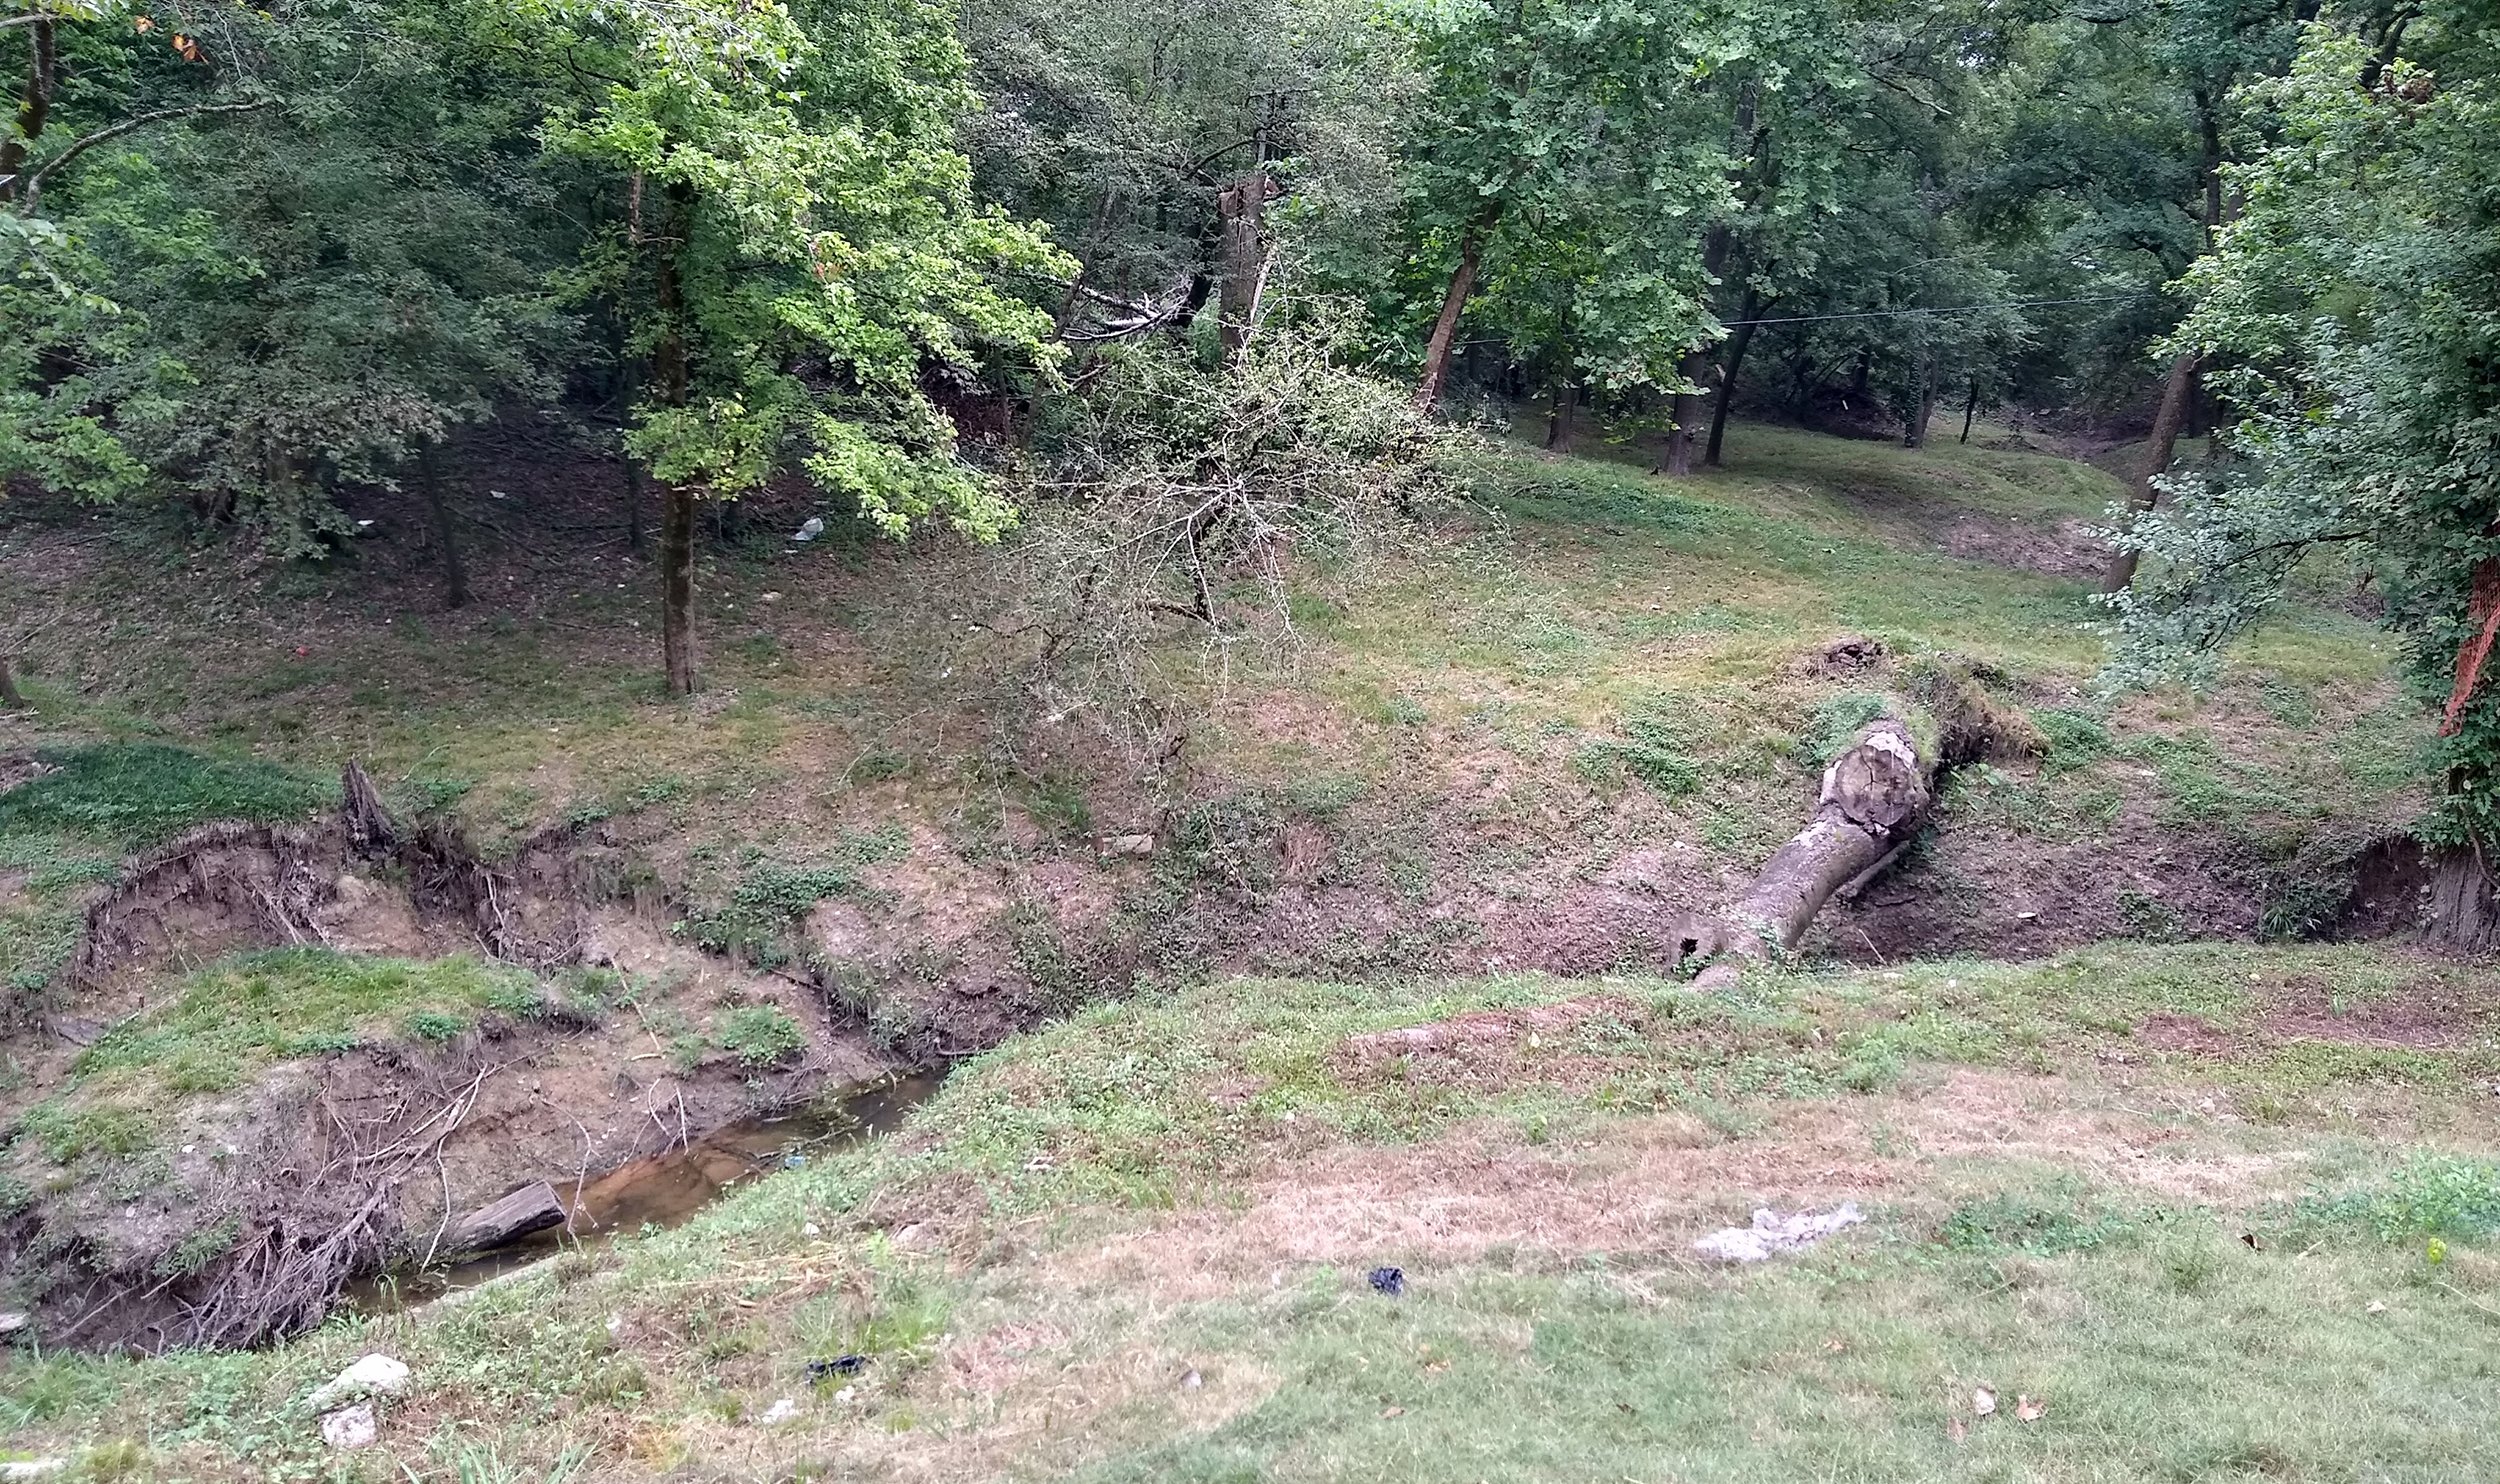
8, 942, 2500, 1480
1, 419, 2474, 1480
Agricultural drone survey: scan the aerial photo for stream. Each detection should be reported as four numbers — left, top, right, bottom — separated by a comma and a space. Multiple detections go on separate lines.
352, 1072, 941, 1312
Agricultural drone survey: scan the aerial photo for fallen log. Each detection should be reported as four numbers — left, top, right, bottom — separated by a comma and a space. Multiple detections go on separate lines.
444, 1181, 567, 1253
1683, 719, 1933, 987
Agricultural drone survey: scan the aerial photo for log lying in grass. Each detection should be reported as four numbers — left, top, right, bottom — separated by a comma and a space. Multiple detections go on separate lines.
1682, 664, 2038, 987
1683, 720, 1933, 987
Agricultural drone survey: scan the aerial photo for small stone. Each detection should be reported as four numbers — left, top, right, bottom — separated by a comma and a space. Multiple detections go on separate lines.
1367, 1266, 1406, 1297
319, 1401, 378, 1451
1099, 833, 1156, 858
755, 1397, 800, 1427
1181, 1369, 1203, 1390
0, 1459, 69, 1479
2368, 1300, 2388, 1315
802, 1222, 822, 1237
1973, 1386, 1997, 1417
306, 1353, 411, 1412
0, 1311, 28, 1335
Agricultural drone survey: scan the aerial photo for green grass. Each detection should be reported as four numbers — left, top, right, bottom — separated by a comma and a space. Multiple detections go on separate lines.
0, 743, 333, 847
9, 943, 2500, 1481
715, 1005, 806, 1068
69, 948, 555, 1095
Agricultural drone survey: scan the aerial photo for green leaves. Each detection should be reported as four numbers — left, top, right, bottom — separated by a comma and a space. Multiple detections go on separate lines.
2108, 24, 2500, 842
568, 0, 1065, 537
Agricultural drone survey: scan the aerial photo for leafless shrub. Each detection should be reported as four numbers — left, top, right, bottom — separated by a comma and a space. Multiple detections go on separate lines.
993, 298, 1476, 747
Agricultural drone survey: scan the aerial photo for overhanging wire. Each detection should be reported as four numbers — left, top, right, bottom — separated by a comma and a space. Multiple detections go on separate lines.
1718, 293, 2155, 328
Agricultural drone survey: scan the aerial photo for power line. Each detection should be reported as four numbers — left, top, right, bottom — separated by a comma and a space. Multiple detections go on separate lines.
1719, 293, 2155, 328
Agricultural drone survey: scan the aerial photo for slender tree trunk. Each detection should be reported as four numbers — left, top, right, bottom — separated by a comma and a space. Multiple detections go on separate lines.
1960, 378, 1980, 444
654, 184, 698, 697
0, 655, 24, 709
1704, 295, 1762, 468
2105, 97, 2227, 594
415, 441, 468, 610
1217, 170, 1277, 364
660, 482, 697, 697
0, 18, 57, 202
1665, 358, 1712, 476
1415, 221, 1489, 412
1055, 189, 1119, 337
1669, 85, 1762, 476
1544, 382, 1575, 449
2100, 350, 2200, 593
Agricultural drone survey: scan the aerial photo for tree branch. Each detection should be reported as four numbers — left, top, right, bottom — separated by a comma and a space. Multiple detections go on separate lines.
11, 97, 274, 209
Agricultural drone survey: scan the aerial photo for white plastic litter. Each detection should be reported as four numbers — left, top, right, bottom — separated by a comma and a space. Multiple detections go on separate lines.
793, 517, 825, 542
1692, 1203, 1865, 1263
306, 1353, 412, 1412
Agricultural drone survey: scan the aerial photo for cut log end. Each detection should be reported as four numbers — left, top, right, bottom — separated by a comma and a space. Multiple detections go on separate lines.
444, 1181, 567, 1253
1684, 719, 1937, 984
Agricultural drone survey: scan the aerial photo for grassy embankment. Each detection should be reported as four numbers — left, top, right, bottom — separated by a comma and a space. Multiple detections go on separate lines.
0, 421, 2473, 1478
1, 421, 2430, 983
8, 941, 2500, 1481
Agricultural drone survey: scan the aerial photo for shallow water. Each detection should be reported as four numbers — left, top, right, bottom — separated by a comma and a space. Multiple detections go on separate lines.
352, 1072, 939, 1311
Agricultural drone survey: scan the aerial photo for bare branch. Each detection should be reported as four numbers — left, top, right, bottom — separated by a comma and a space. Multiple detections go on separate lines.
10, 97, 274, 209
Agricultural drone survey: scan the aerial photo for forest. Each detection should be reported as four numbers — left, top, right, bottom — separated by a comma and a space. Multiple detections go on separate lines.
3, 0, 2500, 1478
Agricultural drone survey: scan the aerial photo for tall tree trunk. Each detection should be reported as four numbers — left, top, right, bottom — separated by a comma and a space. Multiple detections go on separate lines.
0, 18, 56, 202
659, 484, 697, 697
1903, 369, 1938, 449
2100, 350, 2200, 593
654, 185, 698, 698
1544, 382, 1575, 449
2105, 97, 2227, 594
1665, 358, 1712, 476
0, 655, 24, 709
1415, 220, 1489, 412
1216, 171, 1277, 363
416, 441, 468, 610
1668, 84, 1762, 477
1704, 294, 1762, 468
1960, 378, 1980, 444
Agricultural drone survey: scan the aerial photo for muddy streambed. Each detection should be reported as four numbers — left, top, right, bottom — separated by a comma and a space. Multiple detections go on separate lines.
353, 1073, 940, 1312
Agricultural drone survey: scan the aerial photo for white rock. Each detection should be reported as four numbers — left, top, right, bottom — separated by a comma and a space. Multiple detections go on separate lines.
1692, 1203, 1865, 1263
793, 517, 825, 542
319, 1401, 378, 1450
755, 1397, 800, 1427
306, 1353, 411, 1412
0, 1461, 66, 1480
0, 1311, 27, 1334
